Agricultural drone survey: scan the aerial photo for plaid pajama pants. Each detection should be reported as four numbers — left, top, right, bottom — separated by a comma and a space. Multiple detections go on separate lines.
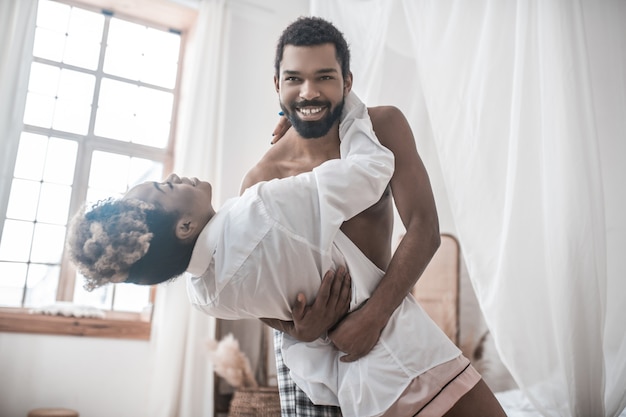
274, 330, 342, 417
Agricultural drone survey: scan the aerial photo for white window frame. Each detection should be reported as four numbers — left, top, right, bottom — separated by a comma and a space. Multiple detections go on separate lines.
0, 0, 198, 340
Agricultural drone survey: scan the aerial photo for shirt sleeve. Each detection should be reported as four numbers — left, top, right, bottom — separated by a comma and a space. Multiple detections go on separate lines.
256, 91, 395, 252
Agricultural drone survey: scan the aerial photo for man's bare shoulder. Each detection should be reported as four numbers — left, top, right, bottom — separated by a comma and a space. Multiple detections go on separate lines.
367, 105, 413, 149
368, 105, 406, 130
240, 133, 302, 192
240, 152, 283, 192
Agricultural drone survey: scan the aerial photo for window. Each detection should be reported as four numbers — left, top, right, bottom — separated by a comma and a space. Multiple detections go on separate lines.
0, 0, 190, 339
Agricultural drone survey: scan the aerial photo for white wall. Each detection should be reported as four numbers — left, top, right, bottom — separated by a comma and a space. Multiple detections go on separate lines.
217, 0, 310, 202
0, 2, 310, 417
0, 332, 152, 416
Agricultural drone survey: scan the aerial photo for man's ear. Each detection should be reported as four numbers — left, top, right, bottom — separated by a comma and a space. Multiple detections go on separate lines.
175, 216, 199, 241
343, 72, 353, 96
274, 75, 280, 93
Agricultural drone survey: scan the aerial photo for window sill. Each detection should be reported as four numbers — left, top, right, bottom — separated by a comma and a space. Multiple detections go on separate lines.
0, 308, 151, 340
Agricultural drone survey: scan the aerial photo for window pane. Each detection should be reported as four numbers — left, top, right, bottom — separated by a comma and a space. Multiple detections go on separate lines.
134, 87, 173, 147
36, 0, 71, 32
33, 27, 66, 62
34, 0, 70, 62
36, 183, 72, 225
134, 118, 171, 148
137, 87, 173, 119
64, 36, 101, 70
24, 264, 60, 308
145, 27, 180, 63
68, 7, 104, 42
104, 19, 145, 81
6, 179, 40, 221
0, 220, 34, 262
113, 283, 150, 312
14, 132, 47, 180
105, 19, 180, 88
73, 273, 113, 309
34, 1, 104, 69
23, 92, 55, 128
63, 7, 103, 70
89, 151, 130, 195
129, 158, 164, 186
43, 138, 77, 184
0, 262, 28, 307
95, 78, 172, 147
53, 99, 92, 134
140, 28, 180, 88
30, 223, 66, 264
95, 78, 136, 142
25, 63, 60, 128
52, 69, 95, 134
84, 155, 164, 208
94, 108, 133, 142
58, 69, 95, 104
28, 62, 60, 96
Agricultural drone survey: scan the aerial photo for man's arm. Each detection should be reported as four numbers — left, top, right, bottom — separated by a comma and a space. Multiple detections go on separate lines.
328, 105, 441, 362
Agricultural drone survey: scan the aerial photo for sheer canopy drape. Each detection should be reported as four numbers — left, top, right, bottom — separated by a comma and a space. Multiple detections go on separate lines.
0, 0, 37, 232
311, 1, 626, 416
147, 1, 227, 416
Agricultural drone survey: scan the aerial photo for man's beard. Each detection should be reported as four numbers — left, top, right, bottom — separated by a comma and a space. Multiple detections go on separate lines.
280, 98, 345, 139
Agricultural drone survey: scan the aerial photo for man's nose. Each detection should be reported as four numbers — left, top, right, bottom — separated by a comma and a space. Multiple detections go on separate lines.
299, 80, 320, 100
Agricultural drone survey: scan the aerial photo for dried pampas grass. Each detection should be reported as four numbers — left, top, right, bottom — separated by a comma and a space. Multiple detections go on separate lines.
207, 333, 258, 389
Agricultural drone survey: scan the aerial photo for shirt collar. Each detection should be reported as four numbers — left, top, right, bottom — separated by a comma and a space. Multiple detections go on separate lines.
186, 198, 237, 277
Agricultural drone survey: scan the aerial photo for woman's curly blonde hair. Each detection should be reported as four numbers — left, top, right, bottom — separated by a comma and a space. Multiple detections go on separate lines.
67, 198, 155, 291
67, 197, 195, 290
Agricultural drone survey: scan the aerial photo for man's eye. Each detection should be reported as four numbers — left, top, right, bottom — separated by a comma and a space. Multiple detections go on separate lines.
285, 77, 299, 82
320, 76, 332, 80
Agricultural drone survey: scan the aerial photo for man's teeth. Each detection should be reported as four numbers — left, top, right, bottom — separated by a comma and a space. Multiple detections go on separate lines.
299, 107, 323, 115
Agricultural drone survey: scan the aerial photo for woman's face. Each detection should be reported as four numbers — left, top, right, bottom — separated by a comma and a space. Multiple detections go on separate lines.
124, 173, 215, 232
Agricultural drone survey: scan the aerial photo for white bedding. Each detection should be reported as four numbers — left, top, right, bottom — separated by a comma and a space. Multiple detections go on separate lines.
496, 390, 626, 417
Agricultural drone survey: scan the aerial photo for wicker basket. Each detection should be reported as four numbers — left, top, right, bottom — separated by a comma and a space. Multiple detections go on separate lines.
228, 386, 281, 417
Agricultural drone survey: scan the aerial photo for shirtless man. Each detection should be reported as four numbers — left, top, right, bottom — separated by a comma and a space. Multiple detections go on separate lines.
240, 16, 506, 417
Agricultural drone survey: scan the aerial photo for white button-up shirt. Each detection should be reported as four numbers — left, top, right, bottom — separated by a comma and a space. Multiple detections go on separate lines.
186, 93, 461, 417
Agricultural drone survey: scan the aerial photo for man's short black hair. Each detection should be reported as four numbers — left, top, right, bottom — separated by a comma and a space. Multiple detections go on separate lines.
275, 16, 351, 79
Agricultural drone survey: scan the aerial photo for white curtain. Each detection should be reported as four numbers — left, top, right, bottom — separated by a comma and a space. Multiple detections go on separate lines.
147, 1, 228, 416
0, 0, 37, 226
311, 1, 626, 416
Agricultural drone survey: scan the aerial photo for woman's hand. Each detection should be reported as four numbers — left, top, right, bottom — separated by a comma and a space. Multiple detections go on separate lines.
271, 112, 291, 144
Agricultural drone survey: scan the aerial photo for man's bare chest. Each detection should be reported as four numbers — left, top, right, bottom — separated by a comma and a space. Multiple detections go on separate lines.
340, 186, 394, 270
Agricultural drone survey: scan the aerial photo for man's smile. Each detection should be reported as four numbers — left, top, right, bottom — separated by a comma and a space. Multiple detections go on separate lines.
296, 106, 327, 121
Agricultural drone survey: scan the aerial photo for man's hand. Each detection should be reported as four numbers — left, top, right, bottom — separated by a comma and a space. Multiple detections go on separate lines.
262, 267, 351, 342
328, 303, 385, 362
291, 267, 351, 341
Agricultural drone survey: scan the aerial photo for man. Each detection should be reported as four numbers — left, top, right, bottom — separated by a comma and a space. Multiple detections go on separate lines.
240, 17, 507, 416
